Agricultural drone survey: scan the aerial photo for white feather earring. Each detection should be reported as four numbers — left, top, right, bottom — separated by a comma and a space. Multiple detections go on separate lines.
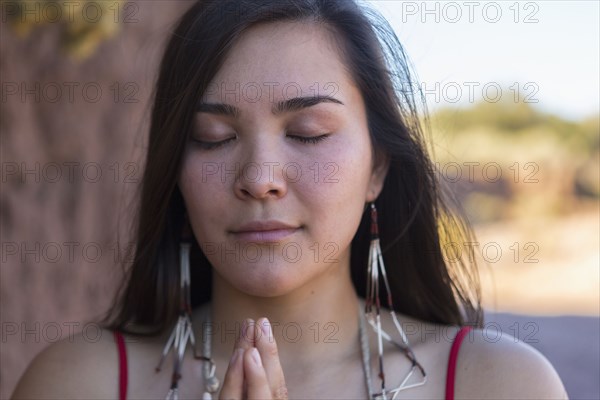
364, 202, 427, 399
155, 237, 220, 400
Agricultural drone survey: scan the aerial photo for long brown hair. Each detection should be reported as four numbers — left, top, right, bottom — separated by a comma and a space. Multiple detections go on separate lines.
102, 0, 483, 335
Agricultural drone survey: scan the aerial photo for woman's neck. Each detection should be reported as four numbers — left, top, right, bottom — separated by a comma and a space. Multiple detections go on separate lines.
201, 256, 363, 373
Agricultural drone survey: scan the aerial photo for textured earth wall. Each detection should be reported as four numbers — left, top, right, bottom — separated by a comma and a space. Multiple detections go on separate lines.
1, 2, 190, 397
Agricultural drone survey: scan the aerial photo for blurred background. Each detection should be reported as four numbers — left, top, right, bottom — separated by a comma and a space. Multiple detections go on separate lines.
1, 1, 598, 399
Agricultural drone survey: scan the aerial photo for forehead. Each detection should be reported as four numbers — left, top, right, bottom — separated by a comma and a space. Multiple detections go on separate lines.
202, 21, 357, 105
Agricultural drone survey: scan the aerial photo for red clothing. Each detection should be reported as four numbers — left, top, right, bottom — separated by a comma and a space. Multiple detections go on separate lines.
113, 326, 472, 400
446, 325, 472, 400
113, 330, 128, 400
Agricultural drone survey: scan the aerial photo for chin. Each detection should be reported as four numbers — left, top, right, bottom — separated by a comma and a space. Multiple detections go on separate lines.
228, 265, 310, 298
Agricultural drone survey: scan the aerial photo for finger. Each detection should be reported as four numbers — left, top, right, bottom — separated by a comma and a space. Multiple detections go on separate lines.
236, 318, 256, 350
243, 347, 273, 400
221, 319, 255, 400
255, 318, 288, 400
218, 348, 244, 400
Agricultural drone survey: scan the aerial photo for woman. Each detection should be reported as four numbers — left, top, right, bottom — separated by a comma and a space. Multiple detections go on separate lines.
12, 0, 567, 399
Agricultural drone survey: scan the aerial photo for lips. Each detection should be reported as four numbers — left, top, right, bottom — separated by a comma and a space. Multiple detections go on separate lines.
230, 220, 301, 242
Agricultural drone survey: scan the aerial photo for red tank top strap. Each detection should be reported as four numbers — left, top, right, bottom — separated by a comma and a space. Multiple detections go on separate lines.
445, 325, 472, 400
113, 330, 128, 400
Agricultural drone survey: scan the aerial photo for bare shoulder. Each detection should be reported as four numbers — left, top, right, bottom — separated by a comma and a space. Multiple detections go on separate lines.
455, 327, 569, 399
11, 328, 122, 399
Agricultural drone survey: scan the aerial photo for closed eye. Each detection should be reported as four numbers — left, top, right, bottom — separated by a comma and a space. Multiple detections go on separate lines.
192, 136, 236, 150
287, 133, 331, 144
191, 133, 330, 150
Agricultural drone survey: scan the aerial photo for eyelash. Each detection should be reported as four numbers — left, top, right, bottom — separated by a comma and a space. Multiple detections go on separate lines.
193, 137, 235, 150
192, 133, 330, 150
288, 133, 330, 144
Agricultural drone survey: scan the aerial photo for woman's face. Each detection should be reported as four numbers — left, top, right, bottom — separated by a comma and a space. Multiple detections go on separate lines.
178, 21, 388, 297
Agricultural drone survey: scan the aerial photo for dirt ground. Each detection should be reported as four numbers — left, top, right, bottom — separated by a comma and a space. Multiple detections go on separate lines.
476, 208, 599, 316
485, 312, 599, 399
476, 208, 599, 399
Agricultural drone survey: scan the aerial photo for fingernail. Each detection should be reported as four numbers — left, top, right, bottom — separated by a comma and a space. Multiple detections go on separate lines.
251, 348, 262, 366
260, 318, 272, 338
230, 348, 243, 366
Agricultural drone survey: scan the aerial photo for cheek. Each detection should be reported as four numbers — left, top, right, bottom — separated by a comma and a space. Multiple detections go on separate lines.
178, 156, 228, 241
295, 135, 373, 245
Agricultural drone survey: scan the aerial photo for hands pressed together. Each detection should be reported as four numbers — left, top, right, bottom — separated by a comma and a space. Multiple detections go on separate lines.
219, 318, 289, 400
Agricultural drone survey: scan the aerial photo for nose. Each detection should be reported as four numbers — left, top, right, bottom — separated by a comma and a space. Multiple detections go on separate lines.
233, 142, 287, 200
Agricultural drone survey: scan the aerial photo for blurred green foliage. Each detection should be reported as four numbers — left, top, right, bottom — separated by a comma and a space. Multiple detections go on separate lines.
428, 97, 599, 223
6, 0, 123, 60
432, 99, 599, 154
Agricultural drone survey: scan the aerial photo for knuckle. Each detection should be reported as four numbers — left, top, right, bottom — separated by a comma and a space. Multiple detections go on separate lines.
218, 389, 235, 400
267, 342, 279, 358
274, 384, 289, 400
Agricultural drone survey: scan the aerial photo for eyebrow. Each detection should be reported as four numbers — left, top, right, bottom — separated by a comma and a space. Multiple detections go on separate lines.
195, 103, 240, 118
195, 95, 344, 117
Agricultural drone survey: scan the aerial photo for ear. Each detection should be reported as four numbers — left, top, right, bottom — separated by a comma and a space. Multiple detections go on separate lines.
365, 152, 390, 203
